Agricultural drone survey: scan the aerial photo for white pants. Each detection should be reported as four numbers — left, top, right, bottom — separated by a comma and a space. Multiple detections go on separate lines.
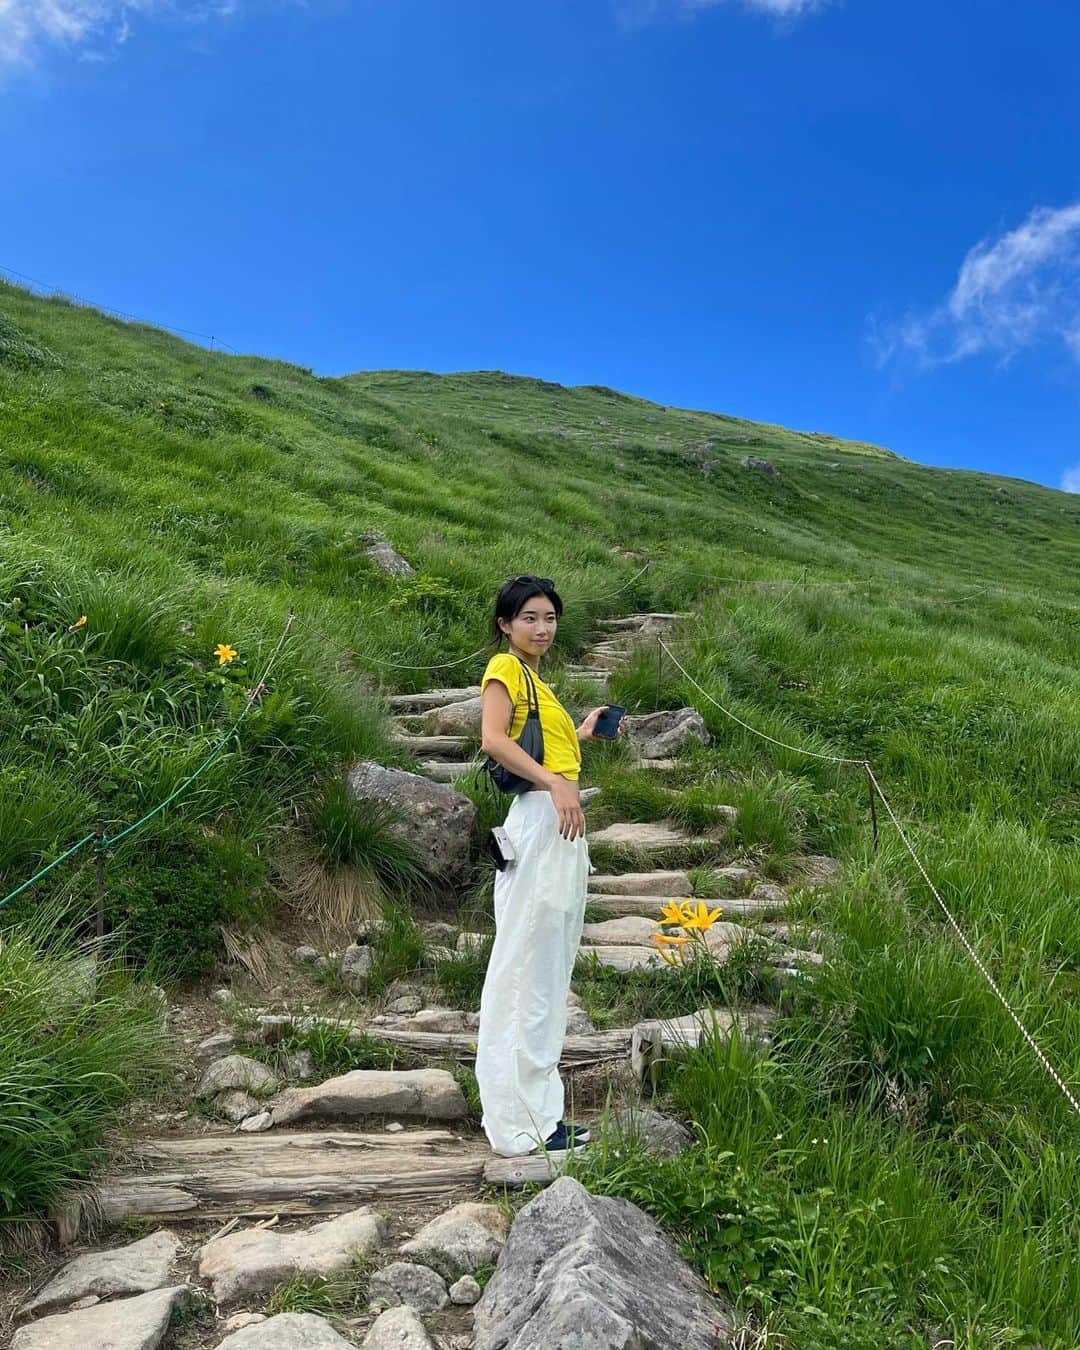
475, 790, 591, 1156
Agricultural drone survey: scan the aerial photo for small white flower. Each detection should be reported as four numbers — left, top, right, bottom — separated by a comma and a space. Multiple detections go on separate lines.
773, 1133, 783, 1141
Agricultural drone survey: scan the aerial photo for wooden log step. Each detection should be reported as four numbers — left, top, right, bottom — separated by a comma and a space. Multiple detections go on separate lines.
419, 760, 476, 782
630, 1006, 776, 1084
93, 1130, 491, 1223
484, 1153, 568, 1189
587, 893, 785, 919
392, 733, 473, 756
387, 687, 481, 710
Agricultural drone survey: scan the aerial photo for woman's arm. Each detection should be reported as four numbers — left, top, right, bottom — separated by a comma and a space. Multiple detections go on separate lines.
480, 681, 585, 840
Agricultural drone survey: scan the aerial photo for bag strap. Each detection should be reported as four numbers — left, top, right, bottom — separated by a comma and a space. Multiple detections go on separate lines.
516, 657, 540, 715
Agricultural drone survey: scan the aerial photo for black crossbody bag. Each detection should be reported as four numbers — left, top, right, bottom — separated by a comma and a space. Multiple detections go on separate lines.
481, 657, 545, 796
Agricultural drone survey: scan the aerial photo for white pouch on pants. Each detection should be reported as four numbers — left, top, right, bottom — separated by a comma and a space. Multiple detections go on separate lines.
475, 789, 591, 1156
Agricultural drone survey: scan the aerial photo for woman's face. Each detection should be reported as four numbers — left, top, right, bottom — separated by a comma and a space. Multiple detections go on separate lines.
500, 594, 557, 657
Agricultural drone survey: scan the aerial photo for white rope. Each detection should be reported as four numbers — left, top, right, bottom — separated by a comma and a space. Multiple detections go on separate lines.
656, 637, 866, 765
865, 765, 1080, 1117
570, 559, 652, 604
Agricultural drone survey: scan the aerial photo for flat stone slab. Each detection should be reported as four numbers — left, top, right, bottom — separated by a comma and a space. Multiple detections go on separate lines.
387, 687, 481, 711
270, 1069, 467, 1126
472, 1177, 730, 1349
218, 1312, 353, 1347
12, 1285, 190, 1350
577, 944, 666, 972
587, 870, 693, 895
398, 1201, 509, 1280
580, 916, 660, 947
589, 822, 712, 851
21, 1230, 182, 1318
199, 1206, 387, 1304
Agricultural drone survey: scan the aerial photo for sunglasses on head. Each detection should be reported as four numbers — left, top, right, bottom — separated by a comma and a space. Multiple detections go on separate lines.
509, 575, 554, 591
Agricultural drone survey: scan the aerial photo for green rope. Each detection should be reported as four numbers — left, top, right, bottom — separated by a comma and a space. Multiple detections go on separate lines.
0, 613, 295, 913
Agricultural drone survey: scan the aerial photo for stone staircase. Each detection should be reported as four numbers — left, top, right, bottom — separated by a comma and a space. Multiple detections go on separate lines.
10, 611, 835, 1350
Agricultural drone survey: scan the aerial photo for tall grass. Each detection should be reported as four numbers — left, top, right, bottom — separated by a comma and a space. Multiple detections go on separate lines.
0, 906, 171, 1232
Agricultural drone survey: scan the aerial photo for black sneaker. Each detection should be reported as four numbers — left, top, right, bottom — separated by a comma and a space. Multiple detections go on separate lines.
542, 1120, 591, 1152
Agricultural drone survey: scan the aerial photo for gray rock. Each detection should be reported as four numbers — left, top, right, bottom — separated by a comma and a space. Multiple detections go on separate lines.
361, 1306, 436, 1350
387, 993, 423, 1014
216, 1089, 264, 1123
449, 1274, 483, 1306
399, 1201, 508, 1280
588, 821, 705, 851
606, 1107, 692, 1157
473, 1177, 730, 1349
749, 882, 787, 905
12, 1285, 191, 1350
283, 1049, 317, 1080
703, 920, 755, 959
194, 1031, 236, 1061
21, 1230, 182, 1318
741, 455, 780, 477
197, 1054, 278, 1098
218, 1312, 353, 1347
270, 1069, 467, 1126
423, 696, 482, 736
198, 1207, 387, 1304
799, 854, 840, 886
369, 1261, 449, 1312
564, 1006, 596, 1036
222, 1313, 268, 1331
410, 1008, 470, 1033
346, 762, 476, 886
211, 988, 236, 1005
293, 945, 321, 965
340, 943, 373, 991
363, 535, 415, 578
239, 1109, 273, 1132
624, 707, 710, 761
420, 921, 457, 946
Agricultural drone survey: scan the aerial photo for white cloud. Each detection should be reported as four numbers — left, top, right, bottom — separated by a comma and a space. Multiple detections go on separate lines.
618, 0, 826, 26
1062, 463, 1080, 494
874, 201, 1080, 372
0, 0, 242, 67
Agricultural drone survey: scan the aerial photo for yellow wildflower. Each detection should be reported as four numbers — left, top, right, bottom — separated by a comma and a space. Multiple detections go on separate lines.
215, 642, 238, 666
652, 932, 691, 946
679, 899, 723, 932
68, 615, 87, 631
658, 899, 689, 928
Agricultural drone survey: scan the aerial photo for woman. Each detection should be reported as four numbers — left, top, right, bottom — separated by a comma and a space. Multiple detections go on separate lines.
474, 574, 615, 1156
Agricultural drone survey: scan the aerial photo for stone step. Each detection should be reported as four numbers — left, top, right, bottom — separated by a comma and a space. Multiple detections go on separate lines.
630, 1006, 776, 1085
387, 686, 481, 711
90, 1130, 493, 1225
588, 821, 725, 853
392, 733, 473, 757
589, 870, 695, 896
639, 758, 677, 771
587, 892, 784, 919
595, 613, 687, 628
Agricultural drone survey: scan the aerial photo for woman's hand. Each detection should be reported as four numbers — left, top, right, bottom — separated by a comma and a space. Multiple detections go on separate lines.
577, 706, 622, 742
549, 775, 586, 841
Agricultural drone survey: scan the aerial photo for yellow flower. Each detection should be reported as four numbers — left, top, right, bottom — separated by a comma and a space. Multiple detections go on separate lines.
652, 932, 691, 946
68, 615, 87, 631
215, 642, 238, 666
658, 899, 689, 928
680, 899, 723, 932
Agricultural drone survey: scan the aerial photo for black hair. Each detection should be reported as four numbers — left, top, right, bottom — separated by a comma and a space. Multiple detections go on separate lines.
490, 575, 564, 645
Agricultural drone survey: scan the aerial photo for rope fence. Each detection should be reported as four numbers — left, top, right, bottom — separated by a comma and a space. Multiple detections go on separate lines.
655, 634, 1080, 1119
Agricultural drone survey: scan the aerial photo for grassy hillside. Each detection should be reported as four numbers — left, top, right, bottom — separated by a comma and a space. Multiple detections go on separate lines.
2, 280, 1080, 1345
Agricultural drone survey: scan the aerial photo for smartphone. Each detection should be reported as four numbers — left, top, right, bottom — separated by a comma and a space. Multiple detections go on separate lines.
592, 704, 625, 740
487, 826, 517, 871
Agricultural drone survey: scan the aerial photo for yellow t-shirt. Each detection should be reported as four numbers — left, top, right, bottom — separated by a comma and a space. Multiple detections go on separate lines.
480, 652, 582, 781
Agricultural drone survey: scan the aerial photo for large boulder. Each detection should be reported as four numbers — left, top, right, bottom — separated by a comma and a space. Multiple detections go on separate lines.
269, 1068, 467, 1126
198, 1207, 387, 1304
624, 708, 709, 761
741, 455, 780, 477
422, 696, 483, 736
197, 1055, 278, 1098
21, 1231, 182, 1318
346, 762, 476, 886
472, 1176, 730, 1350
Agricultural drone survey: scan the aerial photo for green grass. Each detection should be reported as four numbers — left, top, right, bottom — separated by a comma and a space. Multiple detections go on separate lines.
4, 282, 1080, 1339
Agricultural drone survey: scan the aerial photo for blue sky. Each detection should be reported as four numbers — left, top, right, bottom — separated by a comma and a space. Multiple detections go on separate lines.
4, 0, 1080, 491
